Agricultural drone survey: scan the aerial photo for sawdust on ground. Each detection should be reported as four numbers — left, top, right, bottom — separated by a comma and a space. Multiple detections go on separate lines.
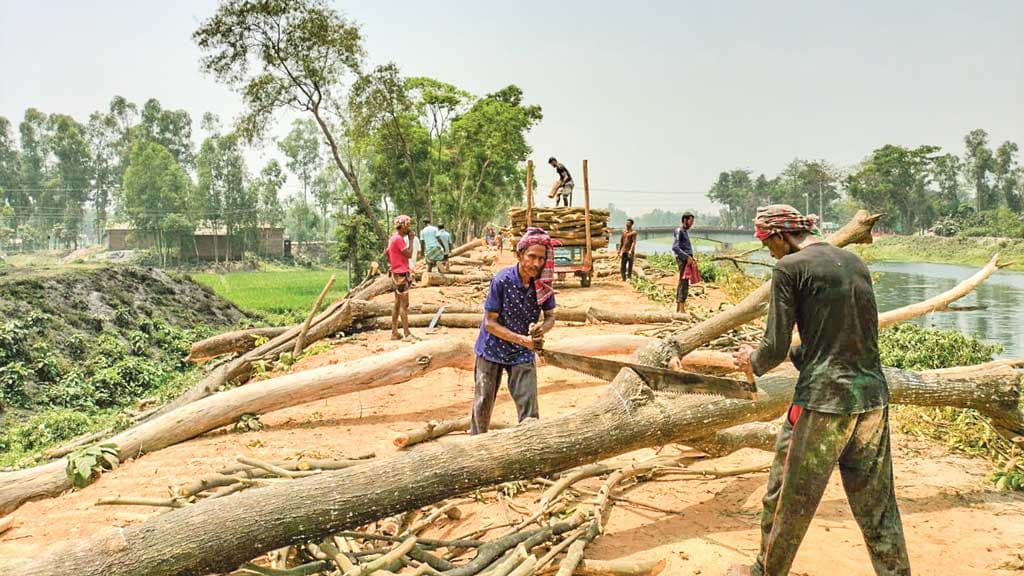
1, 252, 1022, 575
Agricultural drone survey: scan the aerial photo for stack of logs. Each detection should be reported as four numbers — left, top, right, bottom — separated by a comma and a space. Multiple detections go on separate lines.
507, 208, 611, 248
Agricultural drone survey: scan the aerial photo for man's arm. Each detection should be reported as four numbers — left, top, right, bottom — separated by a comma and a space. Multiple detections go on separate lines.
484, 311, 537, 350
748, 267, 797, 375
402, 236, 413, 258
671, 229, 685, 261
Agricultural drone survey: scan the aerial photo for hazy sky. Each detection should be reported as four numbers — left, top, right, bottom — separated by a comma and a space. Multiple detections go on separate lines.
1, 0, 1021, 215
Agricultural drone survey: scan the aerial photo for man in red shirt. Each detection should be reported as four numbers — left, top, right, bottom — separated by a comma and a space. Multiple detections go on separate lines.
387, 215, 415, 340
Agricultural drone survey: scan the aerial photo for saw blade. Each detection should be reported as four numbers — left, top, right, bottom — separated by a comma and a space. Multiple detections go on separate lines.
539, 349, 758, 400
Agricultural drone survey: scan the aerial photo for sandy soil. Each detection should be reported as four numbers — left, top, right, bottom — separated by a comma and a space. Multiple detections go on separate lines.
1, 253, 1022, 575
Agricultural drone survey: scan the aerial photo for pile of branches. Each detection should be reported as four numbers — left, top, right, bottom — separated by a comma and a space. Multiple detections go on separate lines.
97, 449, 773, 576
506, 208, 611, 248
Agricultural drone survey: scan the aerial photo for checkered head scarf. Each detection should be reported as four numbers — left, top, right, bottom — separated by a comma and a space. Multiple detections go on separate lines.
393, 214, 411, 229
516, 227, 561, 305
753, 204, 820, 240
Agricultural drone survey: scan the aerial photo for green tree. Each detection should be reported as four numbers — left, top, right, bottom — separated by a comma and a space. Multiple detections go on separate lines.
845, 145, 939, 233
122, 141, 193, 265
931, 153, 963, 214
311, 163, 344, 242
193, 0, 388, 245
993, 141, 1020, 211
963, 129, 995, 212
18, 109, 50, 248
254, 160, 287, 227
137, 99, 195, 170
196, 119, 252, 261
0, 117, 23, 247
47, 115, 93, 248
278, 118, 323, 242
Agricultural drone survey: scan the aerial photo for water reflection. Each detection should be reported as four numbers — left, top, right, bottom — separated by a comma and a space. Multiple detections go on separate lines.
635, 234, 1024, 358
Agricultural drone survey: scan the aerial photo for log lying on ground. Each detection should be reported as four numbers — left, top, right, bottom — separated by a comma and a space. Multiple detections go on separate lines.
0, 339, 473, 516
636, 210, 885, 368
162, 273, 396, 410
421, 272, 493, 287
392, 417, 510, 449
10, 360, 1022, 576
0, 335, 657, 516
188, 327, 290, 362
450, 238, 486, 258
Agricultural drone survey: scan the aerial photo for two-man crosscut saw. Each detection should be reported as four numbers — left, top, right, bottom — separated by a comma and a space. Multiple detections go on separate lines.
539, 349, 758, 400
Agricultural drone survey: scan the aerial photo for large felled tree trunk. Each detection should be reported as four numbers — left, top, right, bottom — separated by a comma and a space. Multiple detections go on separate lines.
7, 361, 1022, 576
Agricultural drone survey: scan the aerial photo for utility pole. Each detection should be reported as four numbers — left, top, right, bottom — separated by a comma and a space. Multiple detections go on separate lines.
818, 180, 823, 222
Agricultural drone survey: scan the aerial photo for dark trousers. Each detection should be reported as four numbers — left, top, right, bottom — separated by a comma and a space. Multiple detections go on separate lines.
470, 355, 539, 434
676, 277, 690, 303
754, 405, 910, 576
620, 254, 634, 280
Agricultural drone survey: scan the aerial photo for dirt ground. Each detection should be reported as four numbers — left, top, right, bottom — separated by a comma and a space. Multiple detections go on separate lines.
2, 251, 1023, 575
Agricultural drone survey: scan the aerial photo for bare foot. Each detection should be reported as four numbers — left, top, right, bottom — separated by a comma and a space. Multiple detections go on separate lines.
391, 332, 402, 341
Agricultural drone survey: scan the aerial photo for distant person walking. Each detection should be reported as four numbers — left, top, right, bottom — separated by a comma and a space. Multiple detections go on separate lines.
420, 218, 445, 273
438, 223, 453, 272
387, 215, 415, 341
672, 211, 699, 313
618, 219, 638, 281
547, 157, 574, 207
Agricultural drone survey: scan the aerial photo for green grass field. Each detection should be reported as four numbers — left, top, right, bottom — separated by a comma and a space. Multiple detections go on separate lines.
191, 268, 351, 317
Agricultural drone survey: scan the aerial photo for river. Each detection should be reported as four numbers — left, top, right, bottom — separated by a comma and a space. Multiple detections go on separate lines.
636, 235, 1024, 358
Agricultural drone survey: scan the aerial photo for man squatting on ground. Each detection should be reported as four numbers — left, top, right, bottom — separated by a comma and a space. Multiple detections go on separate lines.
386, 215, 415, 341
672, 211, 699, 312
729, 204, 911, 576
469, 227, 558, 434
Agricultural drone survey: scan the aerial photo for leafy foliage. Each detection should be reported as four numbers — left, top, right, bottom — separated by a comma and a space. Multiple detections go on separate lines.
66, 443, 120, 489
878, 322, 1002, 370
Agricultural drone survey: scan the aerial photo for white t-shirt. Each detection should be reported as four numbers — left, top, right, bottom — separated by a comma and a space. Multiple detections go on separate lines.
404, 234, 418, 268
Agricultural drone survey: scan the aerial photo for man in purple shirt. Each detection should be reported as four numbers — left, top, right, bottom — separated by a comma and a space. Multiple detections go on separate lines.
470, 229, 558, 434
671, 211, 696, 313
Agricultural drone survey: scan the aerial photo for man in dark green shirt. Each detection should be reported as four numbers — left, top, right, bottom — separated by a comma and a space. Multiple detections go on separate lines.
730, 205, 910, 576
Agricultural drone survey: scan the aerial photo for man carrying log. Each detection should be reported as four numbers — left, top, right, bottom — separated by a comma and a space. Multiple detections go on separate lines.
618, 218, 638, 281
548, 156, 574, 207
730, 205, 911, 576
470, 227, 558, 434
387, 215, 416, 341
672, 211, 698, 312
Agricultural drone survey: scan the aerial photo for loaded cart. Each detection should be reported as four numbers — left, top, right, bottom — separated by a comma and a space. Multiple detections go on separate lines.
507, 160, 609, 287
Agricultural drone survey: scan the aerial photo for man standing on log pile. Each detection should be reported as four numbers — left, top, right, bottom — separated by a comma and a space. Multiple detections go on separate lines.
387, 215, 416, 341
729, 205, 910, 576
619, 218, 638, 281
470, 227, 558, 434
672, 211, 699, 312
548, 156, 574, 207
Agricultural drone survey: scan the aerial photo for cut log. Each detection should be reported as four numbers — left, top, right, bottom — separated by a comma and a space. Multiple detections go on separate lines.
0, 339, 474, 516
188, 327, 290, 362
9, 361, 1022, 576
354, 314, 484, 331
450, 238, 486, 258
391, 417, 510, 449
421, 273, 493, 287
0, 515, 11, 535
636, 210, 885, 368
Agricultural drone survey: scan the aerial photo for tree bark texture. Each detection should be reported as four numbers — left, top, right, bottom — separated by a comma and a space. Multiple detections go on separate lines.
6, 360, 1021, 576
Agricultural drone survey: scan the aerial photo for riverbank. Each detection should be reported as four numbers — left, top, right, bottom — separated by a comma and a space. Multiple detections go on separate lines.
852, 234, 1024, 271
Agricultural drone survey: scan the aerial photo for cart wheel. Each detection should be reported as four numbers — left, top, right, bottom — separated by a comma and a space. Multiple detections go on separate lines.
580, 273, 592, 288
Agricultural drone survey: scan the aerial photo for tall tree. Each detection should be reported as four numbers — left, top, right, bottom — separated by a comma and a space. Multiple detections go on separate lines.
137, 99, 195, 170
278, 118, 323, 242
196, 119, 252, 261
931, 153, 963, 214
311, 163, 344, 242
0, 117, 23, 245
18, 108, 50, 248
254, 160, 287, 228
993, 141, 1020, 212
122, 141, 192, 265
193, 0, 388, 245
845, 145, 938, 233
47, 115, 92, 248
963, 128, 994, 212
